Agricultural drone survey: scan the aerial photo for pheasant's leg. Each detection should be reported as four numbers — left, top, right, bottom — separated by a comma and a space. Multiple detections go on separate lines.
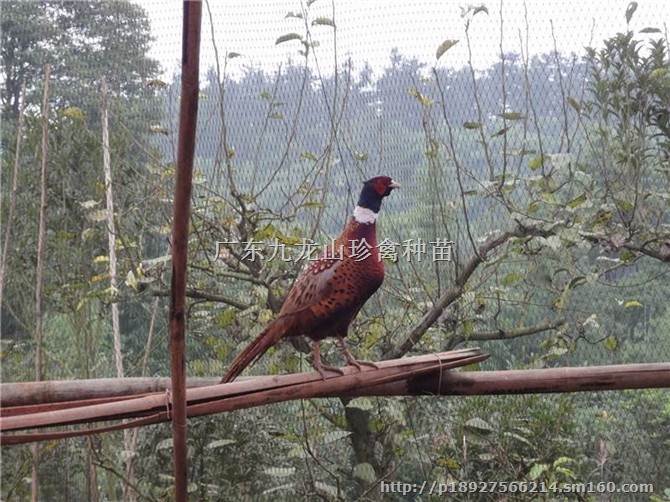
311, 341, 344, 379
337, 337, 378, 370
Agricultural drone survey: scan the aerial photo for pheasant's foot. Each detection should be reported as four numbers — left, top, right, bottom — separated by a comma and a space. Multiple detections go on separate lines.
348, 359, 379, 370
312, 341, 344, 379
312, 360, 345, 379
337, 337, 378, 371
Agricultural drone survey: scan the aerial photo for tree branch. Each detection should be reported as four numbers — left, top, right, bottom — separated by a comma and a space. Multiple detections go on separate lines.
389, 221, 561, 359
150, 287, 250, 310
462, 317, 567, 343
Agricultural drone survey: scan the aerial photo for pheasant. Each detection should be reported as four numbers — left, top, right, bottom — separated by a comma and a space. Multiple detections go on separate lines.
220, 176, 400, 383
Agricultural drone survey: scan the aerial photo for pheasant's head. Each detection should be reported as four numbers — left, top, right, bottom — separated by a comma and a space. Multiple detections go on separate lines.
353, 176, 400, 223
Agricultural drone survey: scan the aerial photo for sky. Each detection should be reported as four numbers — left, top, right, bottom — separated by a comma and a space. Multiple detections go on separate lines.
140, 0, 669, 80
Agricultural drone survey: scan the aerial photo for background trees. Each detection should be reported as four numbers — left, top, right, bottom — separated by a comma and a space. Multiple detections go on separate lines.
2, 1, 669, 500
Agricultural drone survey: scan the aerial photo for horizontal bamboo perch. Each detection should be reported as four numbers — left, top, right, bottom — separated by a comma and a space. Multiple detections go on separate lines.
2, 354, 669, 446
2, 361, 669, 408
1, 349, 486, 444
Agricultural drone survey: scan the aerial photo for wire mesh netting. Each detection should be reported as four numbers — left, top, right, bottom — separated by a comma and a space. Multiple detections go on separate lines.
1, 0, 669, 500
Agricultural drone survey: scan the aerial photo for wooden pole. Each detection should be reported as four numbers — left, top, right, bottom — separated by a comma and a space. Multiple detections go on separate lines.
2, 362, 668, 409
1, 361, 669, 408
170, 2, 201, 500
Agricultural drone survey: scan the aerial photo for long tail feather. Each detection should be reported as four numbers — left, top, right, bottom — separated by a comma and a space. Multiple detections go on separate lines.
220, 317, 289, 383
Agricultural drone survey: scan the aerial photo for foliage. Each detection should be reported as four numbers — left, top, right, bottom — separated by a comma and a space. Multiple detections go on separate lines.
2, 1, 669, 500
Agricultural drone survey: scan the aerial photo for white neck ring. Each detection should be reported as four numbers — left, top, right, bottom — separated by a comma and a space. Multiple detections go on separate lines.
352, 206, 378, 224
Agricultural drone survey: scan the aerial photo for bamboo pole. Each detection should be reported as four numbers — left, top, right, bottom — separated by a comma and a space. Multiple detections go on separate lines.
0, 86, 26, 327
170, 2, 202, 500
2, 360, 668, 408
0, 350, 485, 444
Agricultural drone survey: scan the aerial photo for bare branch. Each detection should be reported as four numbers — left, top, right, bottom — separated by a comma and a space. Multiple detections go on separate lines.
465, 317, 567, 342
150, 288, 250, 310
389, 221, 560, 359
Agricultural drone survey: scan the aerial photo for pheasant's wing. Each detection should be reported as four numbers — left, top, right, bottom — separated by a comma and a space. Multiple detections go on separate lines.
279, 256, 343, 316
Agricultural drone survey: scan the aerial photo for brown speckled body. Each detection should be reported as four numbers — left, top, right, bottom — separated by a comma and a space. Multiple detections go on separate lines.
278, 219, 384, 341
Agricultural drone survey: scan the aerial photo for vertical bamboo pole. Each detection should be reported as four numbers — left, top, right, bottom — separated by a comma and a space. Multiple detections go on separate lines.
0, 86, 26, 327
170, 2, 202, 500
32, 62, 51, 502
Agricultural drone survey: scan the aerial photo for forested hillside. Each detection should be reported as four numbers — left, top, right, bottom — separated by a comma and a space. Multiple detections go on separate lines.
1, 1, 669, 500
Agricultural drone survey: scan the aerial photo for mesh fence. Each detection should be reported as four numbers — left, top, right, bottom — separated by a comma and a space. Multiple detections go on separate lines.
1, 0, 669, 500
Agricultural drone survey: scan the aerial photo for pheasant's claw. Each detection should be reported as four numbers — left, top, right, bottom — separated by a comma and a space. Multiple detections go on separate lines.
337, 337, 378, 371
312, 341, 344, 379
351, 359, 379, 370
313, 362, 345, 379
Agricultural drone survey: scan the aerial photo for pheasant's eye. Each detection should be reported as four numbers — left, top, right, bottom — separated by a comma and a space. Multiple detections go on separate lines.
374, 179, 388, 195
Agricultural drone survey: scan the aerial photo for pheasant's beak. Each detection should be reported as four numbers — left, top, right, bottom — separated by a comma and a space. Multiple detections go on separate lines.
389, 180, 401, 189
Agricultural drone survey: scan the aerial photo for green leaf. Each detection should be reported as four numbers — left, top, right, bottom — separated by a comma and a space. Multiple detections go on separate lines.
504, 431, 532, 446
527, 201, 540, 213
264, 467, 295, 477
501, 272, 523, 286
214, 309, 236, 329
615, 199, 634, 212
528, 155, 545, 170
435, 456, 461, 469
227, 52, 242, 59
436, 39, 459, 60
567, 194, 587, 208
650, 67, 669, 79
58, 106, 86, 121
303, 201, 326, 209
623, 300, 643, 308
156, 438, 173, 450
640, 27, 661, 33
312, 17, 335, 28
463, 121, 482, 129
529, 463, 549, 479
408, 88, 433, 106
604, 336, 619, 351
323, 430, 351, 443
463, 320, 474, 337
553, 456, 575, 467
464, 417, 494, 434
146, 79, 168, 89
285, 11, 303, 19
314, 482, 339, 498
500, 111, 525, 120
625, 2, 638, 23
567, 96, 581, 113
352, 463, 376, 483
206, 439, 236, 449
287, 445, 308, 458
472, 5, 489, 16
275, 33, 302, 45
300, 151, 318, 161
346, 397, 374, 410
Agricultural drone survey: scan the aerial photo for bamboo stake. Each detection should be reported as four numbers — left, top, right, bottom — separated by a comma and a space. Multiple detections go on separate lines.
1, 350, 485, 436
0, 85, 26, 328
170, 2, 202, 500
4, 358, 670, 447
